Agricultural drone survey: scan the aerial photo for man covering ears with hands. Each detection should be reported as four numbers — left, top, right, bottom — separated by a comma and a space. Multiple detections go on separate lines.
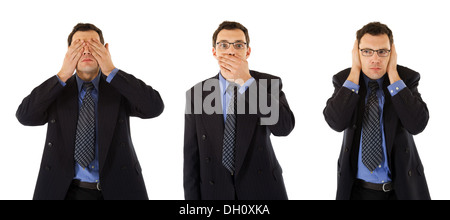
324, 22, 430, 200
184, 21, 295, 200
16, 23, 164, 200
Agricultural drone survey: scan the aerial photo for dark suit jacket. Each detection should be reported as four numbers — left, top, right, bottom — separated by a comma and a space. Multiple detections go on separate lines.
323, 65, 430, 200
16, 70, 164, 200
184, 70, 295, 200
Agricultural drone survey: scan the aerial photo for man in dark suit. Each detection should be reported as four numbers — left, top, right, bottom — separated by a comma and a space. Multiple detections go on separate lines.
323, 22, 430, 200
184, 21, 295, 200
16, 23, 164, 200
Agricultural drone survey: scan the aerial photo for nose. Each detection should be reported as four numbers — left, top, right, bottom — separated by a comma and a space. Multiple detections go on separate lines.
225, 46, 237, 56
370, 53, 381, 63
83, 45, 91, 55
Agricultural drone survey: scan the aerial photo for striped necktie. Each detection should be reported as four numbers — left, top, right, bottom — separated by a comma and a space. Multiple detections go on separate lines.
222, 84, 238, 175
361, 81, 383, 172
74, 82, 96, 168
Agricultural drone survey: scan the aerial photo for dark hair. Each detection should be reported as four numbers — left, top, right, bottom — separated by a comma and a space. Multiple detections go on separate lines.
67, 23, 104, 46
357, 22, 393, 46
212, 21, 250, 47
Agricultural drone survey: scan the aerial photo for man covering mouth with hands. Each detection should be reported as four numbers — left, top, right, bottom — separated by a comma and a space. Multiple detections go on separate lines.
17, 23, 164, 200
184, 21, 295, 200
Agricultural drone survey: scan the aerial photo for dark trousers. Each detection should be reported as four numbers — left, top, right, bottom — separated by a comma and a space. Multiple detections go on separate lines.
350, 182, 397, 200
65, 183, 104, 200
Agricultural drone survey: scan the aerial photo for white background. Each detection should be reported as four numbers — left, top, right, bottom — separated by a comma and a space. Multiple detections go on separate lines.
0, 0, 448, 200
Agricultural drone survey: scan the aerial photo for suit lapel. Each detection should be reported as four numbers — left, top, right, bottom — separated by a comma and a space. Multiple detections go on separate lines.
57, 76, 78, 161
98, 75, 121, 173
234, 104, 258, 176
382, 77, 396, 163
234, 71, 258, 176
200, 75, 224, 163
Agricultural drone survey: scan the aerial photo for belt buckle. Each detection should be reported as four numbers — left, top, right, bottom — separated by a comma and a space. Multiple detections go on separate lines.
382, 183, 391, 192
96, 182, 102, 191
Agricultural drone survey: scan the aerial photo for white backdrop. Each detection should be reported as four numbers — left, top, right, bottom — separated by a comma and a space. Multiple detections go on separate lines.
0, 0, 448, 200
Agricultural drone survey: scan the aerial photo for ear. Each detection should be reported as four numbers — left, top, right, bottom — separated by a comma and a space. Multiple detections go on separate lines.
246, 47, 251, 59
212, 47, 218, 59
105, 43, 109, 51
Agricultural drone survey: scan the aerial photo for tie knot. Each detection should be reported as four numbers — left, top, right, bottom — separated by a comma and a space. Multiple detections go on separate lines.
226, 83, 238, 94
368, 81, 379, 92
83, 82, 94, 93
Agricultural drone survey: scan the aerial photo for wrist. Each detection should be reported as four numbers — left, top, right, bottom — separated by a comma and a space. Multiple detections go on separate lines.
388, 70, 401, 84
57, 71, 72, 83
347, 67, 361, 85
101, 66, 116, 76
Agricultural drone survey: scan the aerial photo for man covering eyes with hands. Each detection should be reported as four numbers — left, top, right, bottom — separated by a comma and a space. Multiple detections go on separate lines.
17, 23, 164, 200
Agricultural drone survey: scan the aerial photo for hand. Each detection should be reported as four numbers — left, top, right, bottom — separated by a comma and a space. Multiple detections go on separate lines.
217, 54, 251, 86
87, 38, 116, 76
57, 39, 84, 82
347, 40, 362, 85
387, 44, 401, 84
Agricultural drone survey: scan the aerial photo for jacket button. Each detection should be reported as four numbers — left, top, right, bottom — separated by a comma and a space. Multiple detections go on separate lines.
209, 181, 215, 185
344, 147, 349, 152
47, 142, 53, 147
205, 157, 211, 163
50, 119, 56, 124
408, 170, 412, 176
202, 135, 206, 140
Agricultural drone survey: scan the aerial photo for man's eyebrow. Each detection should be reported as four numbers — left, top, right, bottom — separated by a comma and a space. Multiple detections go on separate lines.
360, 47, 390, 50
217, 40, 246, 43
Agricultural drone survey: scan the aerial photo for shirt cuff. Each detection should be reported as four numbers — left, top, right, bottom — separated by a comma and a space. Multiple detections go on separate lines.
343, 80, 360, 94
387, 80, 406, 96
238, 77, 255, 94
56, 75, 66, 87
106, 68, 119, 83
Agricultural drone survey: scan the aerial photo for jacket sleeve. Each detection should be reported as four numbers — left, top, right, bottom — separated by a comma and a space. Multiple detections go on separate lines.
108, 70, 164, 119
183, 88, 201, 200
391, 69, 429, 135
16, 76, 65, 126
323, 69, 360, 132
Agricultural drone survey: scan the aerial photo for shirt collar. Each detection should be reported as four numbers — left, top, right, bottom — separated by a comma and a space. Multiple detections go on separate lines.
75, 70, 101, 93
218, 71, 230, 96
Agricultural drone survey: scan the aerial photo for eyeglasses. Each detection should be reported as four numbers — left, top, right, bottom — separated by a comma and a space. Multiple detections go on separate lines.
360, 48, 391, 57
216, 41, 247, 50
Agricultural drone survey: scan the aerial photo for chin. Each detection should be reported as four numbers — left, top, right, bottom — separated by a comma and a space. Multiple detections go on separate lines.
77, 66, 99, 74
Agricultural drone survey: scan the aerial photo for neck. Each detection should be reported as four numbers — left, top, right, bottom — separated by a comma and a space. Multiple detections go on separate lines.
76, 68, 100, 82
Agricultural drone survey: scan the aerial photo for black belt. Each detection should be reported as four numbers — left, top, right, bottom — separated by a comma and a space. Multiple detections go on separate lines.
72, 179, 101, 191
355, 179, 393, 192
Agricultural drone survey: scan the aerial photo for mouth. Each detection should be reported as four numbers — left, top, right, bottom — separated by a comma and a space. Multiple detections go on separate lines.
81, 58, 93, 62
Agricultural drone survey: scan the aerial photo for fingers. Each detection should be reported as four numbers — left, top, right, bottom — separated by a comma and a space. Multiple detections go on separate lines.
87, 39, 109, 61
66, 40, 84, 63
353, 39, 359, 49
390, 43, 396, 55
69, 40, 84, 57
217, 54, 245, 70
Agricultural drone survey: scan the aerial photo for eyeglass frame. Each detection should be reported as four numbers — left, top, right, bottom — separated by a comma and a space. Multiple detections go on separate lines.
216, 41, 248, 50
359, 48, 391, 57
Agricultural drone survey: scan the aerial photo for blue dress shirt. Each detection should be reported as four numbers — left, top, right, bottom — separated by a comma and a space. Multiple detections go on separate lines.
218, 72, 255, 122
343, 74, 406, 184
57, 68, 119, 183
